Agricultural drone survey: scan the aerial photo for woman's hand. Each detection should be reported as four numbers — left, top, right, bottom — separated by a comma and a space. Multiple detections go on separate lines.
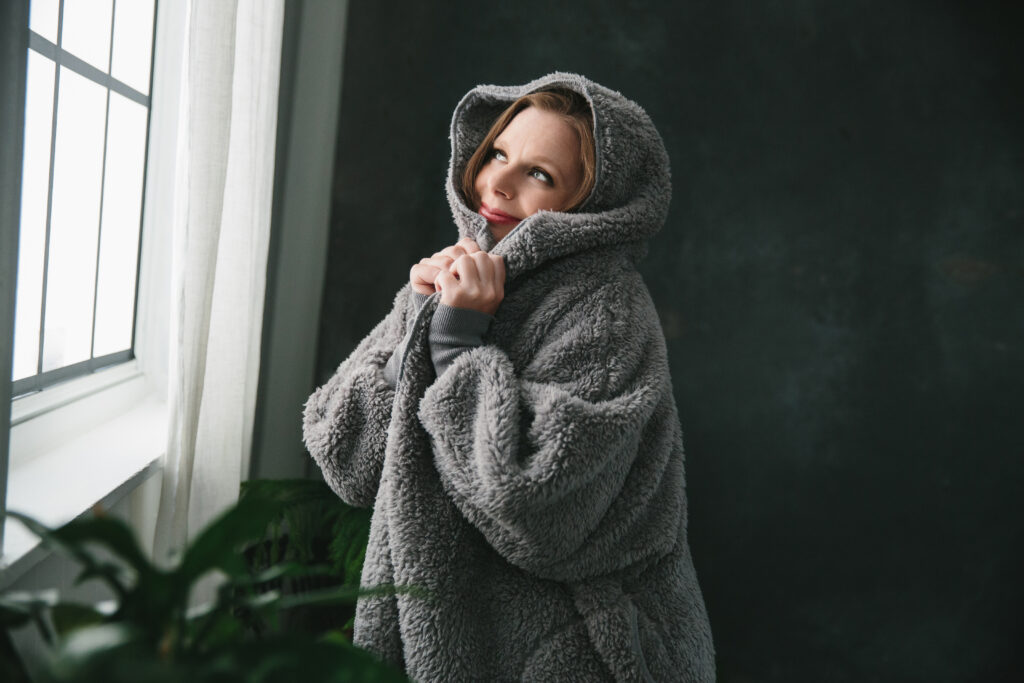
409, 237, 483, 295
408, 237, 505, 315
435, 250, 506, 316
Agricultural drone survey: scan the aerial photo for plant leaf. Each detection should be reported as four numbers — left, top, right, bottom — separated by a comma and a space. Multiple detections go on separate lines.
275, 583, 428, 611
49, 516, 154, 578
51, 603, 106, 637
177, 492, 284, 587
0, 590, 59, 638
236, 561, 334, 587
203, 635, 408, 682
48, 622, 141, 675
4, 512, 129, 599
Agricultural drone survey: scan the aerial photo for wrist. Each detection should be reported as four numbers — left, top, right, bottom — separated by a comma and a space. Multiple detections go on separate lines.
439, 294, 497, 316
431, 303, 494, 343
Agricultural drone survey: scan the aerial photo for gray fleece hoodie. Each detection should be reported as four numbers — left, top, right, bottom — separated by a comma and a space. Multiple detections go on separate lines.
303, 72, 715, 682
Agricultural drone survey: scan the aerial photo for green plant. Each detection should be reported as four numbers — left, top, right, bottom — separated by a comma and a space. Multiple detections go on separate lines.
0, 484, 408, 682
237, 479, 373, 638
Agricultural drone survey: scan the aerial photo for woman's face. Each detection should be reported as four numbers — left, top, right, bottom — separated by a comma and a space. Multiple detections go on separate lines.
473, 106, 584, 241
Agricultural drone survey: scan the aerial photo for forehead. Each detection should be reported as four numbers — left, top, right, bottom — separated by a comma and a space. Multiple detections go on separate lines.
496, 107, 580, 164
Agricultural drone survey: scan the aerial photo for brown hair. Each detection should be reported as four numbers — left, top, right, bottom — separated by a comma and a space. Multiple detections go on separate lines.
460, 89, 597, 213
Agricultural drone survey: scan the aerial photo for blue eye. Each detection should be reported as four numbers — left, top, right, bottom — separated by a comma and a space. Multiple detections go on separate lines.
530, 169, 553, 185
491, 148, 507, 162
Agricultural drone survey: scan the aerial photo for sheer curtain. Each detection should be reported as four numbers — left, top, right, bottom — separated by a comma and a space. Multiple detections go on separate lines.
153, 0, 284, 571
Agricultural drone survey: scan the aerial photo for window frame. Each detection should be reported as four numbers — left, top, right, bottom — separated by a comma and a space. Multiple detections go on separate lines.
0, 0, 177, 570
11, 0, 157, 399
0, 0, 32, 557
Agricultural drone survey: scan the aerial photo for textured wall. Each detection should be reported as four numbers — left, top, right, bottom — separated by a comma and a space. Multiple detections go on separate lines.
313, 1, 1023, 679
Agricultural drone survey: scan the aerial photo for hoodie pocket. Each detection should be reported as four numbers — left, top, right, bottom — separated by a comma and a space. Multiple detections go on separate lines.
627, 599, 658, 683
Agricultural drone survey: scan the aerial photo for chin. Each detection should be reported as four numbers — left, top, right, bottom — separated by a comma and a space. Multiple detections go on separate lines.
488, 223, 516, 242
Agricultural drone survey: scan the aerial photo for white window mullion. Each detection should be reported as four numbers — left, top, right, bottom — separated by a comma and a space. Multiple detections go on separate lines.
89, 3, 118, 361
35, 3, 65, 379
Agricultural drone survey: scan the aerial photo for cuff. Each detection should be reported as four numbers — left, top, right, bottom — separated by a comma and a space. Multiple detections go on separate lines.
429, 304, 494, 378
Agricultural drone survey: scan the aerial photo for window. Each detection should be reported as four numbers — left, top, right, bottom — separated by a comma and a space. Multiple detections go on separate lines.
2, 0, 174, 572
12, 0, 156, 397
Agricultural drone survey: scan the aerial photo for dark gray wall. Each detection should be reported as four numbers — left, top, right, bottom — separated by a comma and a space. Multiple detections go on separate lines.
313, 1, 1023, 680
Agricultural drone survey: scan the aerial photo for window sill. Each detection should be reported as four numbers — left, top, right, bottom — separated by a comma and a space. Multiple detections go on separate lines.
0, 394, 166, 589
11, 359, 145, 426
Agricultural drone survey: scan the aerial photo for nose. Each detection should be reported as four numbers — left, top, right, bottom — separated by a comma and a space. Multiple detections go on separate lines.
487, 164, 515, 200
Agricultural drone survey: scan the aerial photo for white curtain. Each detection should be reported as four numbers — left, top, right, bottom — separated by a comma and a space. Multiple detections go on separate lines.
153, 0, 284, 573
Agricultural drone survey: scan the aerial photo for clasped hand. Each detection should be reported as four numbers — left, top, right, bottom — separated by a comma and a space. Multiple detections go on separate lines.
409, 237, 506, 316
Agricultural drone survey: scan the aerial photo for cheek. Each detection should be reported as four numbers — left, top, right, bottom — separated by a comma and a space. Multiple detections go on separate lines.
522, 191, 548, 214
538, 190, 571, 214
557, 187, 576, 210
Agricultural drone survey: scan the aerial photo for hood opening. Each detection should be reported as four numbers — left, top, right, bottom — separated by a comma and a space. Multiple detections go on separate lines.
446, 72, 672, 278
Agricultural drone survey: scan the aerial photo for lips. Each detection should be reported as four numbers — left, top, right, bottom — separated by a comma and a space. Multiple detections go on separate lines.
479, 203, 520, 226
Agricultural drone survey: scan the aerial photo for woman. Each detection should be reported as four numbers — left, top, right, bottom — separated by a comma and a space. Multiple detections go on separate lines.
303, 72, 715, 682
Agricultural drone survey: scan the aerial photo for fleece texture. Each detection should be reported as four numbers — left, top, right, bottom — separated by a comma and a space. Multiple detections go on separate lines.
303, 72, 715, 682
382, 292, 496, 387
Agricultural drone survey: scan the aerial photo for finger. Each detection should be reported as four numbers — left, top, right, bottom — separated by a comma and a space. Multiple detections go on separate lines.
434, 268, 460, 293
451, 254, 480, 285
440, 245, 467, 260
457, 237, 482, 253
491, 254, 506, 286
425, 254, 454, 270
472, 251, 494, 283
411, 263, 440, 283
413, 260, 440, 276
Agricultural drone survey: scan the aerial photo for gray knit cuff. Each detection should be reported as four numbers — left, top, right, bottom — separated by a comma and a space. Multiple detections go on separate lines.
429, 304, 494, 378
382, 291, 432, 388
411, 291, 429, 310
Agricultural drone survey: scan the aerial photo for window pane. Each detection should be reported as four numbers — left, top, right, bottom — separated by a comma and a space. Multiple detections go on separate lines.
13, 51, 56, 381
93, 93, 146, 357
29, 0, 59, 43
42, 66, 107, 372
111, 0, 155, 95
61, 0, 113, 72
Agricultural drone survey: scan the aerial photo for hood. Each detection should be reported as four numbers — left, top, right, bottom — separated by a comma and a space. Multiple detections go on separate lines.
446, 72, 671, 281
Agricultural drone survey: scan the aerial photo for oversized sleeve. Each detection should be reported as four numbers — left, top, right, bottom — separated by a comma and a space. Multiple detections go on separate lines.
303, 284, 417, 508
417, 281, 686, 582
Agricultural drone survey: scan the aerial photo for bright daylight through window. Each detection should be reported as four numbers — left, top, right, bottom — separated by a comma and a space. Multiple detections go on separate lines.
13, 0, 156, 397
